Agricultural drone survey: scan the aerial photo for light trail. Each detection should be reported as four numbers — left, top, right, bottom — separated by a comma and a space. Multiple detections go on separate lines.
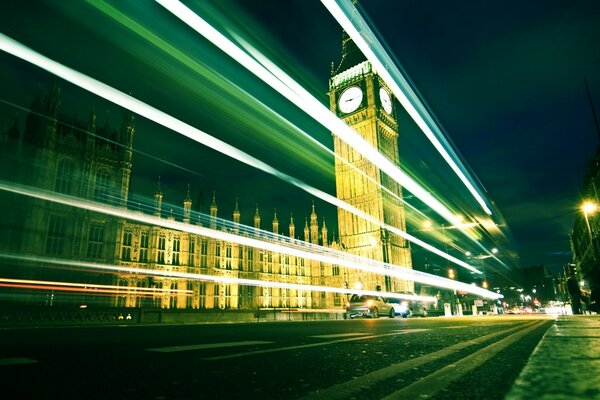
0, 32, 482, 275
85, 0, 427, 220
0, 278, 192, 296
153, 0, 468, 233
0, 253, 475, 303
320, 0, 493, 216
0, 180, 502, 299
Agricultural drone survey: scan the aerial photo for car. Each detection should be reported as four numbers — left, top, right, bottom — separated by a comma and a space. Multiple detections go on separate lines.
345, 294, 396, 319
386, 296, 429, 318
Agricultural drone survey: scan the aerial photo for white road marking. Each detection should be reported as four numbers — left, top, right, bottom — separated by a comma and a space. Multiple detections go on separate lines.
147, 340, 273, 353
204, 329, 430, 361
310, 333, 370, 339
0, 357, 38, 366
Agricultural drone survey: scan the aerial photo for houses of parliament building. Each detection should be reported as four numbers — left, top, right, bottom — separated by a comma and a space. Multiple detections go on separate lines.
0, 33, 413, 310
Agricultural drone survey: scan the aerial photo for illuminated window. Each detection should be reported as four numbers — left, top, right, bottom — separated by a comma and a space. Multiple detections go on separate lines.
139, 232, 149, 262
121, 231, 132, 261
200, 239, 208, 268
55, 159, 73, 195
215, 241, 221, 268
332, 265, 340, 276
172, 237, 180, 265
247, 247, 254, 271
46, 215, 66, 255
188, 237, 195, 266
169, 281, 177, 308
86, 222, 105, 259
225, 245, 232, 270
186, 281, 194, 308
334, 294, 343, 307
199, 283, 206, 308
157, 236, 166, 264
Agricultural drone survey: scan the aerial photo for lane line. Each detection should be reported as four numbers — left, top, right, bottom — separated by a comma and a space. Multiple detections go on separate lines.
0, 357, 38, 366
301, 321, 537, 400
147, 340, 273, 353
309, 333, 369, 339
203, 329, 429, 361
383, 320, 549, 399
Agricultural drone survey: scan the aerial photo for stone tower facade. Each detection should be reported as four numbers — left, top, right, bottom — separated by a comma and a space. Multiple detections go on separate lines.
328, 32, 413, 293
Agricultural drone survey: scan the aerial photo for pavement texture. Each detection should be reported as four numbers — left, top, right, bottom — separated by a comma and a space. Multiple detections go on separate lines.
506, 315, 600, 400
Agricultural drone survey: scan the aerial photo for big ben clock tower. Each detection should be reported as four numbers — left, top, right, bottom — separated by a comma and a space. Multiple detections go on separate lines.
329, 31, 413, 293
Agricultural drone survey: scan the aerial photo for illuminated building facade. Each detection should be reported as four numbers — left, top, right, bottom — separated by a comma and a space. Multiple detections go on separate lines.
328, 32, 413, 293
0, 83, 346, 310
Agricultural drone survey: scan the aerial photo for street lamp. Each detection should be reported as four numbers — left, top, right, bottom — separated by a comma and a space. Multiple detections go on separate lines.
581, 201, 600, 263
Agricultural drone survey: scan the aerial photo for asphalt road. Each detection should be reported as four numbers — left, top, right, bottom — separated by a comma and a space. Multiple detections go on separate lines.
0, 315, 553, 399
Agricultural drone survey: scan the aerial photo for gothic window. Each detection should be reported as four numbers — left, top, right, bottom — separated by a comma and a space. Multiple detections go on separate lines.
157, 235, 166, 264
200, 239, 208, 268
214, 283, 220, 308
247, 247, 254, 272
55, 159, 73, 195
186, 281, 194, 308
139, 232, 149, 262
332, 264, 340, 276
93, 169, 111, 203
46, 216, 66, 255
172, 237, 180, 265
224, 285, 231, 308
198, 283, 206, 308
334, 294, 343, 307
215, 241, 221, 268
188, 237, 195, 267
86, 222, 105, 259
169, 281, 177, 308
121, 230, 132, 261
225, 245, 232, 270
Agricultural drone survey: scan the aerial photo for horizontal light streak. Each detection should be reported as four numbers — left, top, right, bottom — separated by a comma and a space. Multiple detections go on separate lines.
320, 0, 492, 216
86, 0, 425, 220
154, 0, 468, 235
0, 181, 502, 299
0, 278, 192, 294
0, 253, 440, 302
0, 32, 481, 275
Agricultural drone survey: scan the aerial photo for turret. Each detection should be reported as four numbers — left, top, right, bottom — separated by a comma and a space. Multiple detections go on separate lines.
310, 202, 318, 245
233, 198, 241, 225
321, 219, 328, 247
304, 218, 309, 243
272, 209, 279, 235
289, 213, 295, 239
183, 185, 192, 223
154, 178, 163, 217
210, 191, 217, 229
254, 204, 261, 230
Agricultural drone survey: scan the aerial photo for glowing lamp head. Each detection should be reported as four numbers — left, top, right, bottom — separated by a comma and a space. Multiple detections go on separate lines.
582, 202, 597, 215
491, 248, 498, 254
448, 269, 455, 279
422, 220, 432, 230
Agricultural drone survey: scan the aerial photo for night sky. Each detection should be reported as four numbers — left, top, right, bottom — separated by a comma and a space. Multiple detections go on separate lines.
1, 1, 599, 278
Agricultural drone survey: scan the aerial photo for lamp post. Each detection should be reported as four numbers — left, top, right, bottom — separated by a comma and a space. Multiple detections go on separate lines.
582, 202, 599, 256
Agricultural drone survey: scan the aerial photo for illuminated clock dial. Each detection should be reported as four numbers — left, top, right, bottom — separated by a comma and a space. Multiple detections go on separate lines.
338, 86, 363, 113
379, 88, 392, 114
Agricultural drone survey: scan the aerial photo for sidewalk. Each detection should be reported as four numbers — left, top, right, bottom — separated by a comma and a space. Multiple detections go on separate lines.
506, 315, 600, 400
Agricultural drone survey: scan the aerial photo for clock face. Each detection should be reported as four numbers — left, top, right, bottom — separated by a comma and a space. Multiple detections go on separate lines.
379, 88, 392, 114
338, 86, 363, 113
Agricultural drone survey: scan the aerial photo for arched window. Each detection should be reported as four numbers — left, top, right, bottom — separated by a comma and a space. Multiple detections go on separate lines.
93, 170, 111, 203
55, 159, 73, 195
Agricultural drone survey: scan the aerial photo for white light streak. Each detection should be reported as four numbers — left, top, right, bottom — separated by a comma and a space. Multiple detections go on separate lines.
0, 32, 482, 275
321, 0, 493, 216
153, 1, 467, 236
0, 181, 502, 299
